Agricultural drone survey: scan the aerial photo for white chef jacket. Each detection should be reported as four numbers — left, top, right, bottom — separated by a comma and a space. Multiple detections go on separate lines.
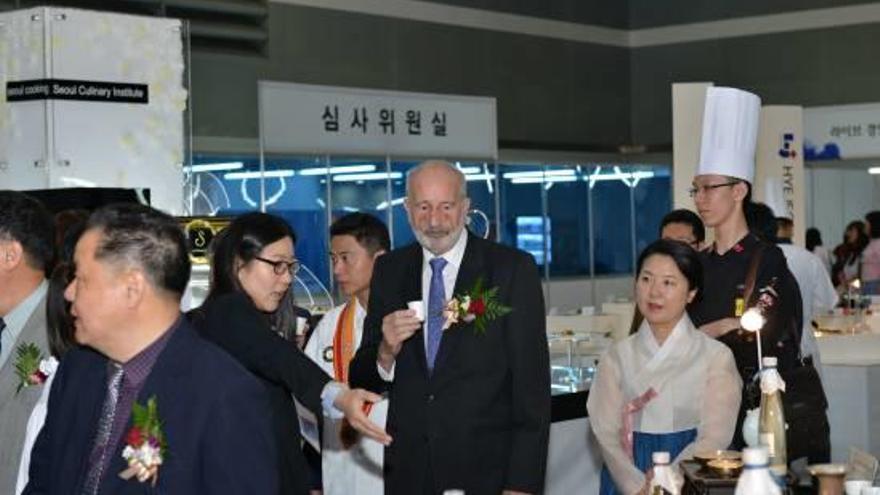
304, 300, 385, 495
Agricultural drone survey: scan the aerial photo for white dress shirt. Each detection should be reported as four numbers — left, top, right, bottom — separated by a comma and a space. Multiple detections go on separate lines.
379, 230, 468, 381
0, 281, 48, 370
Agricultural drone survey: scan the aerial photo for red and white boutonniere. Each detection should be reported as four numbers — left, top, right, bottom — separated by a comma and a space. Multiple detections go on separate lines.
119, 396, 166, 486
13, 343, 58, 394
443, 277, 512, 334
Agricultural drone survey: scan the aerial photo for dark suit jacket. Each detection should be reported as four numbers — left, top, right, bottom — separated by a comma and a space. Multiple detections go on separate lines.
349, 233, 551, 495
191, 292, 332, 495
24, 318, 278, 494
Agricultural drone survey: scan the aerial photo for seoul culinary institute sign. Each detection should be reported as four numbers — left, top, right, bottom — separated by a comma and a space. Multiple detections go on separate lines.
6, 79, 148, 104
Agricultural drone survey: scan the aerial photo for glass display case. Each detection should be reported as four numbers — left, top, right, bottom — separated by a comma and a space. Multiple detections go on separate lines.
548, 330, 611, 396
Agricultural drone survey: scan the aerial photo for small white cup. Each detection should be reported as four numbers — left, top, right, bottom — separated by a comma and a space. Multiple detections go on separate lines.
847, 481, 872, 495
295, 316, 308, 336
407, 301, 424, 322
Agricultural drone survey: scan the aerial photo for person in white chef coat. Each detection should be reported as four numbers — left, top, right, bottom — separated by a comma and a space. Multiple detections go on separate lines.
304, 212, 389, 495
763, 180, 838, 377
587, 239, 742, 495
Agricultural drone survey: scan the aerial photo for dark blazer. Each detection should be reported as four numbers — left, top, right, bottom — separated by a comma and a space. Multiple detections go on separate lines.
349, 233, 551, 495
191, 292, 332, 495
24, 319, 278, 494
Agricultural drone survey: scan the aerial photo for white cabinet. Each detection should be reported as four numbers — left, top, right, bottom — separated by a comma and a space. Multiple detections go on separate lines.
0, 7, 186, 213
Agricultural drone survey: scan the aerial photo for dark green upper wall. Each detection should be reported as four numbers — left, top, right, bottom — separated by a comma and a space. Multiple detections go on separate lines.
421, 0, 876, 28
420, 0, 629, 28
190, 2, 631, 149
190, 1, 880, 152
630, 22, 880, 146
629, 0, 878, 28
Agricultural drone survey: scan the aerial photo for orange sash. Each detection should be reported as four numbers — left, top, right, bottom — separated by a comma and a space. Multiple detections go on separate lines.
332, 299, 357, 383
332, 300, 374, 444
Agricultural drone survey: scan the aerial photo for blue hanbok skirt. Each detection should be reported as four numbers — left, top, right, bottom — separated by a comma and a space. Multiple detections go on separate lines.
599, 428, 697, 495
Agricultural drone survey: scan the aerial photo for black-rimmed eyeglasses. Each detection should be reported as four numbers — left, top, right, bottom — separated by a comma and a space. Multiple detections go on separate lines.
254, 256, 301, 276
689, 181, 739, 198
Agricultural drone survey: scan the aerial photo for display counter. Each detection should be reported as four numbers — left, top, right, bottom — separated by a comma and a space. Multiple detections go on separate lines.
815, 314, 880, 462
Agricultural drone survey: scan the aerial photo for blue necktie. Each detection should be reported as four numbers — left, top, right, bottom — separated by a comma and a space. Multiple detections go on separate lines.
426, 257, 448, 372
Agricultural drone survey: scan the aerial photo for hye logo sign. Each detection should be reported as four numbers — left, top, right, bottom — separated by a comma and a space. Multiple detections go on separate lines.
778, 133, 797, 159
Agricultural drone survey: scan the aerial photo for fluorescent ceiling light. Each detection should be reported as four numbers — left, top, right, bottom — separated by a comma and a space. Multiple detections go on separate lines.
465, 173, 496, 181
458, 166, 482, 174
299, 164, 377, 176
586, 170, 655, 181
503, 169, 575, 179
224, 170, 295, 180
586, 167, 655, 188
376, 197, 406, 210
184, 162, 244, 173
869, 167, 880, 175
511, 176, 578, 184
333, 172, 403, 182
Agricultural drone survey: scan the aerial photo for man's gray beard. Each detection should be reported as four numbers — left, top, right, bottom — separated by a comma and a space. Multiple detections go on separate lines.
413, 226, 464, 255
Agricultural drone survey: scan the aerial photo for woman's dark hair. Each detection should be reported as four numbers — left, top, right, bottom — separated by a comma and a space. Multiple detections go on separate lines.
629, 239, 703, 335
845, 220, 869, 252
806, 228, 823, 252
207, 212, 298, 337
45, 216, 87, 358
635, 239, 704, 295
866, 211, 880, 239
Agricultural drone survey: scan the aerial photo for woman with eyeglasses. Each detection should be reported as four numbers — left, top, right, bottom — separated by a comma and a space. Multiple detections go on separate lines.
686, 87, 828, 464
190, 212, 389, 495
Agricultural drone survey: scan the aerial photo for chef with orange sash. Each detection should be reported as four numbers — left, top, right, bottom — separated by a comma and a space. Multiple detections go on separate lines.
305, 213, 389, 495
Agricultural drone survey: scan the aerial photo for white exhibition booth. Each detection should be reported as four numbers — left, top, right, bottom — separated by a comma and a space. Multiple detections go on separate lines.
0, 6, 187, 213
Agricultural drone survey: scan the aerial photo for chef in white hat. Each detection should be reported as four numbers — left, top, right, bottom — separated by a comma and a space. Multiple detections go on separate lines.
686, 87, 830, 462
762, 178, 837, 377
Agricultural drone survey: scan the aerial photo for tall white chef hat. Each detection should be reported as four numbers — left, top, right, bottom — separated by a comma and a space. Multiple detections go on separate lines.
764, 177, 792, 220
697, 87, 761, 183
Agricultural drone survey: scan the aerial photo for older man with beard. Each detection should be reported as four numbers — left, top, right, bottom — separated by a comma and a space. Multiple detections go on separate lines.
349, 160, 551, 495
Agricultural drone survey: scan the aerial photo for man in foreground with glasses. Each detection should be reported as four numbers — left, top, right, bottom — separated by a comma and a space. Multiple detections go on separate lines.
304, 212, 390, 495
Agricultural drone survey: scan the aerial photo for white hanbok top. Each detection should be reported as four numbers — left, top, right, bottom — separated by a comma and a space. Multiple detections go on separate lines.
587, 315, 742, 495
304, 300, 385, 495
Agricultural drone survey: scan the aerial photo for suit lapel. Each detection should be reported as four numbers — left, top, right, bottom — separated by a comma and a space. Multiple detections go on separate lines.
432, 234, 484, 377
101, 322, 192, 494
0, 296, 48, 399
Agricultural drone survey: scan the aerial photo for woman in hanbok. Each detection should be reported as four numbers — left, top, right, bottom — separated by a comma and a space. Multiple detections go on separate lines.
588, 239, 742, 495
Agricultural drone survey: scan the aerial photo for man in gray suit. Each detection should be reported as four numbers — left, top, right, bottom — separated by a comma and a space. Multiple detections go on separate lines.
0, 190, 55, 492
